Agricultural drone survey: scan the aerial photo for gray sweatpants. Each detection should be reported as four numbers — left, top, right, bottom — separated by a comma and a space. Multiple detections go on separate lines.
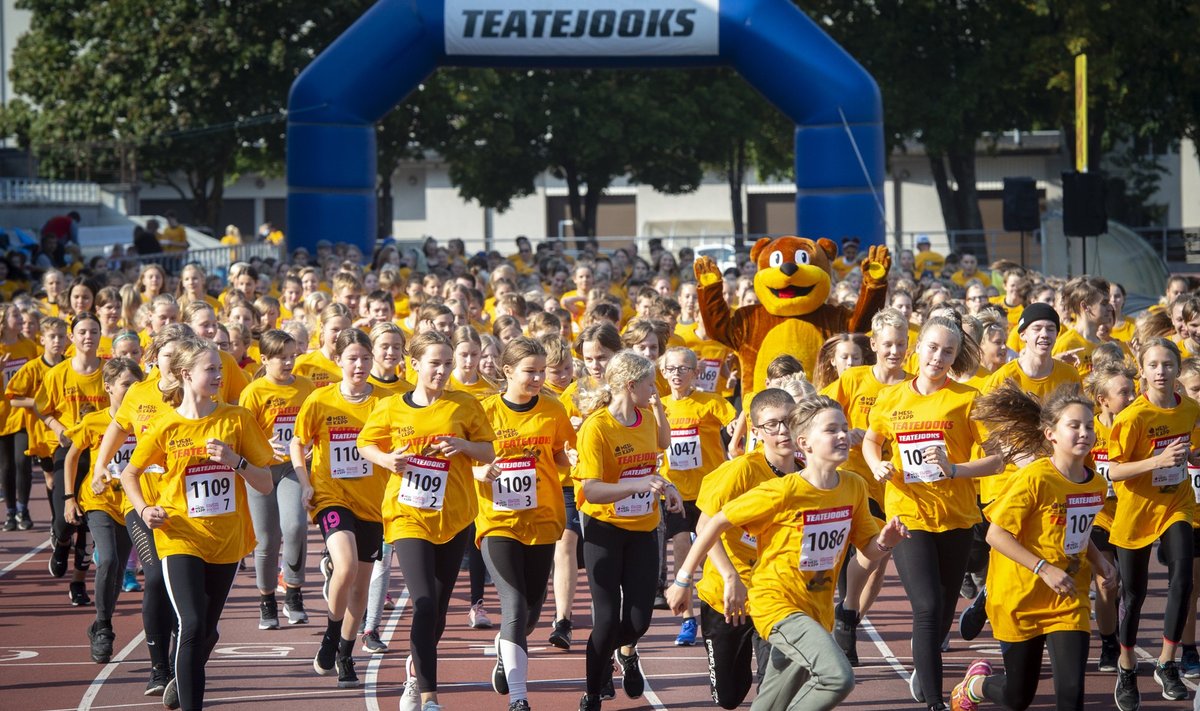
245, 463, 307, 592
751, 611, 855, 711
87, 510, 132, 624
363, 541, 395, 632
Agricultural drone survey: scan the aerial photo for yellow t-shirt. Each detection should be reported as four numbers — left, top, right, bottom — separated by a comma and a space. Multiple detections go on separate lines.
294, 384, 389, 523
367, 372, 415, 396
1, 338, 40, 436
159, 225, 188, 251
675, 323, 735, 396
293, 349, 342, 389
1110, 316, 1136, 343
724, 472, 879, 639
129, 404, 275, 564
821, 365, 909, 505
114, 371, 172, 510
913, 250, 945, 278
989, 295, 1025, 330
983, 457, 1106, 642
35, 360, 108, 441
1108, 393, 1200, 548
1091, 416, 1117, 533
238, 376, 316, 466
574, 407, 662, 532
1051, 328, 1101, 378
868, 378, 986, 532
476, 394, 574, 546
360, 391, 495, 544
977, 359, 1081, 503
695, 451, 782, 615
70, 408, 135, 525
951, 269, 989, 288
449, 374, 498, 400
4, 355, 58, 455
659, 390, 737, 501
217, 350, 249, 404
831, 256, 857, 281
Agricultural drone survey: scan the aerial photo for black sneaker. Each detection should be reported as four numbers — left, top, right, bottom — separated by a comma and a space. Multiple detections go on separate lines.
1153, 660, 1187, 700
258, 597, 279, 630
492, 634, 509, 694
145, 664, 171, 696
313, 632, 337, 675
48, 535, 70, 578
162, 677, 180, 709
360, 629, 388, 654
88, 621, 115, 663
1098, 636, 1119, 673
615, 648, 644, 699
959, 573, 977, 599
958, 586, 988, 641
599, 677, 615, 701
335, 655, 360, 688
549, 618, 573, 650
1115, 665, 1140, 711
833, 602, 859, 666
16, 510, 32, 530
653, 590, 669, 610
69, 581, 91, 606
508, 700, 531, 711
3, 513, 16, 531
283, 589, 308, 624
578, 693, 601, 711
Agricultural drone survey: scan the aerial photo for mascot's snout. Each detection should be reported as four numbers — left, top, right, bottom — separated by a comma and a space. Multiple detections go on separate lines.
779, 263, 798, 277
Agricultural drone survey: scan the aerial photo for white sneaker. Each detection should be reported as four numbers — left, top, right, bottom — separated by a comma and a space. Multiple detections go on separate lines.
420, 703, 442, 711
468, 600, 493, 629
399, 656, 421, 711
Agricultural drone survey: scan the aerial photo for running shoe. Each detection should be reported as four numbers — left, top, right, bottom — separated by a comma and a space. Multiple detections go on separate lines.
145, 664, 171, 696
69, 580, 91, 606
1153, 660, 1188, 700
615, 647, 645, 699
336, 655, 360, 688
3, 513, 16, 531
492, 633, 508, 694
122, 569, 143, 592
320, 552, 333, 605
833, 602, 859, 666
162, 677, 181, 710
283, 588, 308, 624
577, 694, 601, 711
400, 656, 421, 711
313, 630, 337, 675
15, 510, 32, 530
942, 632, 951, 653
48, 534, 70, 578
959, 574, 977, 600
361, 629, 388, 654
599, 677, 616, 701
1181, 647, 1200, 679
548, 618, 573, 650
958, 587, 988, 641
653, 589, 669, 610
949, 659, 992, 711
276, 570, 286, 594
1098, 636, 1120, 673
909, 669, 925, 704
469, 600, 493, 629
675, 618, 698, 647
88, 621, 115, 663
508, 700, 531, 711
1114, 665, 1140, 711
420, 702, 442, 711
384, 592, 396, 610
259, 597, 280, 630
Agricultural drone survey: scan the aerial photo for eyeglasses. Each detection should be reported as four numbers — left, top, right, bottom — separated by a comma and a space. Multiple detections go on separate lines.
967, 295, 988, 302
662, 366, 693, 375
753, 419, 790, 435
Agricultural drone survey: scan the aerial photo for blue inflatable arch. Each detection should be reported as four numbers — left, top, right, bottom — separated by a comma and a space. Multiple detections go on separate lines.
287, 0, 884, 256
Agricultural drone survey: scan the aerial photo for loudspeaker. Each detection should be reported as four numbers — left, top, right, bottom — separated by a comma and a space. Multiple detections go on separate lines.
1003, 177, 1039, 232
1062, 171, 1107, 237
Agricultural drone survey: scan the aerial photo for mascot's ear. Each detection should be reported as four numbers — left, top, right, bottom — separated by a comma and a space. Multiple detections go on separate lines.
816, 238, 838, 261
749, 237, 774, 264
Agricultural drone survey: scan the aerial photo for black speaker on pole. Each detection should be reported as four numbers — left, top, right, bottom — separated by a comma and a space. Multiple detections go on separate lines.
1003, 177, 1039, 232
1062, 171, 1107, 237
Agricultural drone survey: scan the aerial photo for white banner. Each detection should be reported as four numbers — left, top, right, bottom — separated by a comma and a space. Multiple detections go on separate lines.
444, 0, 720, 57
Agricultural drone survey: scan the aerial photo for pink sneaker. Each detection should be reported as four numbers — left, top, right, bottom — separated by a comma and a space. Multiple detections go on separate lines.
951, 659, 993, 711
468, 600, 493, 629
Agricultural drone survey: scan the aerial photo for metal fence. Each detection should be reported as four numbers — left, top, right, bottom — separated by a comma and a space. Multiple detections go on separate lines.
110, 242, 286, 275
0, 178, 102, 205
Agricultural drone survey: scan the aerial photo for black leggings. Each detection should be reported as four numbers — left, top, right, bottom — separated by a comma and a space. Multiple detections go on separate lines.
581, 514, 659, 696
161, 555, 238, 711
0, 431, 32, 512
481, 537, 554, 649
87, 511, 132, 624
891, 526, 973, 705
700, 600, 770, 709
394, 528, 471, 693
982, 631, 1088, 710
1117, 520, 1194, 648
466, 522, 488, 603
127, 510, 178, 671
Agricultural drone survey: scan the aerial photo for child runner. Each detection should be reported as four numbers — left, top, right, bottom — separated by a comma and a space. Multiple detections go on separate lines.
293, 303, 351, 387
1176, 357, 1200, 678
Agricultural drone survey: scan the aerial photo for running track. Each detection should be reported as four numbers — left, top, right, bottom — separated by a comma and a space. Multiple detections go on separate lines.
1, 494, 1194, 710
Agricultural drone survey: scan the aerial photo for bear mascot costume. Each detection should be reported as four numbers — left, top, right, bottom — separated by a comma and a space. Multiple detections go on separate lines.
693, 236, 890, 394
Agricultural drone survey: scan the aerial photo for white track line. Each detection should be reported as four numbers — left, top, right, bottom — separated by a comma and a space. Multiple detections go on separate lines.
860, 614, 911, 679
0, 537, 51, 578
78, 630, 146, 710
1134, 645, 1200, 691
365, 586, 410, 711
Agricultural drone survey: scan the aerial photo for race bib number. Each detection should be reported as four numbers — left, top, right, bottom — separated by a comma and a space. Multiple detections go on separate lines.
1063, 492, 1104, 555
897, 431, 947, 484
398, 455, 449, 510
614, 464, 656, 517
1151, 435, 1188, 487
492, 457, 537, 511
738, 529, 757, 550
106, 434, 138, 480
1190, 464, 1200, 504
799, 506, 852, 572
1093, 449, 1114, 498
668, 427, 701, 470
272, 413, 297, 448
695, 359, 720, 393
1, 357, 27, 389
329, 428, 369, 479
184, 463, 235, 517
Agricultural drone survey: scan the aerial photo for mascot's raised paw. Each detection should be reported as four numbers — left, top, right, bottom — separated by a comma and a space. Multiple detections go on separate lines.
694, 256, 722, 287
860, 245, 891, 285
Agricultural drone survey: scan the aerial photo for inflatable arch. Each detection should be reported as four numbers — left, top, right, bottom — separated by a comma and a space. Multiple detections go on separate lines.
286, 0, 884, 256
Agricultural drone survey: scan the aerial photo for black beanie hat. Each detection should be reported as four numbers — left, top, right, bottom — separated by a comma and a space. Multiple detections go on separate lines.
1018, 302, 1060, 335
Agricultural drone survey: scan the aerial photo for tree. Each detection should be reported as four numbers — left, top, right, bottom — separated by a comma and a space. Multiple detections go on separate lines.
3, 0, 367, 229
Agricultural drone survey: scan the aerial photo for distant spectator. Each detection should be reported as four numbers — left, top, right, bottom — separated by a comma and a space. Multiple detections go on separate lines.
132, 224, 163, 256
220, 225, 242, 247
159, 211, 188, 252
258, 221, 285, 246
32, 232, 65, 271
41, 210, 80, 244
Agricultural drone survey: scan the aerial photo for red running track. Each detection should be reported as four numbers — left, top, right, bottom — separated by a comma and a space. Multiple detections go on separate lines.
0, 493, 1194, 710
